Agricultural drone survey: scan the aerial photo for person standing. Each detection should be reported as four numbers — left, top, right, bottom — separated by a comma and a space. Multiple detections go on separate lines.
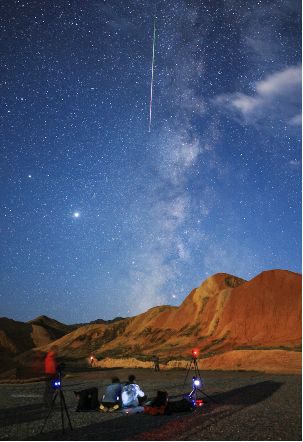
153, 355, 160, 372
43, 345, 58, 408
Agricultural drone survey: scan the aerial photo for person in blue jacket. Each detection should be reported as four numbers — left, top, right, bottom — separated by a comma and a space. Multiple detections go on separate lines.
100, 377, 122, 411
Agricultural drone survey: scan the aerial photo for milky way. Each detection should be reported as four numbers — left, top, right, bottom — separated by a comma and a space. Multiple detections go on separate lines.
1, 0, 301, 324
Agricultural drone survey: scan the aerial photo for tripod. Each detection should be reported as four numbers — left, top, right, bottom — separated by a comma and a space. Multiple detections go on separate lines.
40, 371, 73, 434
183, 352, 218, 405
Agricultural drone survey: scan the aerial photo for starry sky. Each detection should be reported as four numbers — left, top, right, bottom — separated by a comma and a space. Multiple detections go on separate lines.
1, 0, 301, 325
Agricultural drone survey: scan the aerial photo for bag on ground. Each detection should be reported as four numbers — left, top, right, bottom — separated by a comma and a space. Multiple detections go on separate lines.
144, 390, 168, 415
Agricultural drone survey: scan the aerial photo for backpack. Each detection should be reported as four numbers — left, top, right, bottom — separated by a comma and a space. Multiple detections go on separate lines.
165, 398, 194, 413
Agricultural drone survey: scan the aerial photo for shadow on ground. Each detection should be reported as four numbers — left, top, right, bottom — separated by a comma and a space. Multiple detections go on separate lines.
0, 404, 47, 427
130, 381, 284, 441
8, 381, 283, 441
213, 380, 284, 406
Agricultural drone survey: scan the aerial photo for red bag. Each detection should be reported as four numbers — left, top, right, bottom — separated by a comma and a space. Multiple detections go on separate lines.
144, 390, 168, 416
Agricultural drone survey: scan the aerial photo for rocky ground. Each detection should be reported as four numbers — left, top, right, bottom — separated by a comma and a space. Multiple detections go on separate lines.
0, 367, 301, 441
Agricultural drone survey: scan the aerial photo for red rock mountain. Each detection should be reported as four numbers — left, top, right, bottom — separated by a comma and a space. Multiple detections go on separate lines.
36, 269, 302, 362
1, 269, 301, 378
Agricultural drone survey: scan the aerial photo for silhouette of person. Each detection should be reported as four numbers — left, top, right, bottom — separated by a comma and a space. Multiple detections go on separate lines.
43, 345, 58, 408
153, 355, 160, 372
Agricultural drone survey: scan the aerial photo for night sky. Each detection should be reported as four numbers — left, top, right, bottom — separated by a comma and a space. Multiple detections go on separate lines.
1, 0, 301, 325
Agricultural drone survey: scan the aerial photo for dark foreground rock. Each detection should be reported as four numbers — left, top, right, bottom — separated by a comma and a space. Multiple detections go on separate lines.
0, 369, 301, 441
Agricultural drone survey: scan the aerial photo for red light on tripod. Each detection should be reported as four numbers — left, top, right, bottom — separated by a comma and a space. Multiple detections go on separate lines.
195, 400, 204, 407
192, 349, 198, 357
90, 356, 94, 360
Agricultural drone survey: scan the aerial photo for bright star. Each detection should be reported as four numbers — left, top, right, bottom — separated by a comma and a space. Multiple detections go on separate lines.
74, 212, 80, 218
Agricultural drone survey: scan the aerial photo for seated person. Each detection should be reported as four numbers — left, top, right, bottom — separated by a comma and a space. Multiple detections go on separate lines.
100, 377, 122, 412
122, 374, 147, 407
74, 387, 99, 412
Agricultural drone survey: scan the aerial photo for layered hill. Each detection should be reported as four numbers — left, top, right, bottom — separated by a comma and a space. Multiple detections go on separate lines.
20, 270, 301, 360
1, 269, 301, 378
0, 316, 74, 375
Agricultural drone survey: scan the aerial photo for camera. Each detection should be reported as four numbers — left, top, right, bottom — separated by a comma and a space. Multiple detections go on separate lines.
56, 362, 66, 372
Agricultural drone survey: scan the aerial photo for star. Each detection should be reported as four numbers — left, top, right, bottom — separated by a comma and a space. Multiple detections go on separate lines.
0, 0, 300, 324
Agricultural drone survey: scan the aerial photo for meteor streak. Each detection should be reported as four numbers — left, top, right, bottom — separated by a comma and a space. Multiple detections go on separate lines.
149, 0, 157, 132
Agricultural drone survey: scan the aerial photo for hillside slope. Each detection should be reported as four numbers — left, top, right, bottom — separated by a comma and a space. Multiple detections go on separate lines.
31, 269, 301, 363
2, 269, 301, 378
0, 316, 74, 375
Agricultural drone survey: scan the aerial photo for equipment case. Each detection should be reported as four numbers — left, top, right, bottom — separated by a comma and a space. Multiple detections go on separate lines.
144, 390, 168, 415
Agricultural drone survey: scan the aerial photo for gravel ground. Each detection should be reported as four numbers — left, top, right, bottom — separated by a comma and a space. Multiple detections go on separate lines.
0, 368, 301, 441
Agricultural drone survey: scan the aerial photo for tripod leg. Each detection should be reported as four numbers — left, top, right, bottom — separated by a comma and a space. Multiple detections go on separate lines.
60, 390, 65, 434
40, 392, 58, 433
183, 359, 193, 388
60, 390, 73, 431
188, 387, 195, 397
194, 359, 202, 380
182, 360, 191, 388
198, 389, 218, 404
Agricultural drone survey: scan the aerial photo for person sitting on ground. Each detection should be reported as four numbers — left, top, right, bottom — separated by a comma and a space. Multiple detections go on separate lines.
100, 377, 122, 412
122, 374, 147, 407
74, 387, 99, 412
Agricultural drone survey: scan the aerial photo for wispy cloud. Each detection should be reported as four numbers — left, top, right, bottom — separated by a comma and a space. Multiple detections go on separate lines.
288, 159, 301, 169
214, 65, 302, 129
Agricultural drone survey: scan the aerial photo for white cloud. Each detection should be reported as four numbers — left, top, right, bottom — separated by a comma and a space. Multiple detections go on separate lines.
256, 66, 301, 96
289, 114, 302, 126
289, 159, 301, 169
214, 65, 302, 128
231, 95, 258, 116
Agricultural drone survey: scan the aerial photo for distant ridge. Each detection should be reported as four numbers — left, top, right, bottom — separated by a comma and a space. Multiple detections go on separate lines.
27, 315, 74, 338
0, 315, 74, 375
69, 316, 127, 329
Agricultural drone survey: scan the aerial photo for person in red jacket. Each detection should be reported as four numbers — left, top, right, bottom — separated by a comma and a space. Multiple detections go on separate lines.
43, 345, 58, 408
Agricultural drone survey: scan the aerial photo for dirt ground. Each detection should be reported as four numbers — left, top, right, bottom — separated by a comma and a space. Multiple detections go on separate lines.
63, 366, 270, 382
0, 367, 301, 441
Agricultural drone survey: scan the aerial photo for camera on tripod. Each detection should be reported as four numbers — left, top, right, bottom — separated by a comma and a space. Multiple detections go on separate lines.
182, 349, 218, 406
41, 361, 73, 435
56, 362, 65, 372
53, 363, 65, 388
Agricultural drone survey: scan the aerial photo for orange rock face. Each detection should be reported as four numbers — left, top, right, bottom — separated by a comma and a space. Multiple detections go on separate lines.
0, 269, 301, 377
38, 269, 301, 365
209, 270, 302, 350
